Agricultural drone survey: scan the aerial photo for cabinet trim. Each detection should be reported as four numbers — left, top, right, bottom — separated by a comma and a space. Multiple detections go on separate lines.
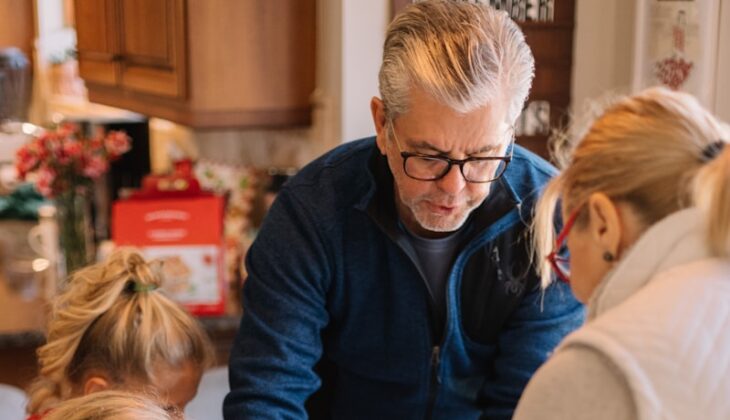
88, 86, 312, 128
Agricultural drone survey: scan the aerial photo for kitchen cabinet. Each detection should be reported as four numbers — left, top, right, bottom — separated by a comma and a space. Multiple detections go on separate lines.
0, 0, 35, 63
75, 0, 185, 97
74, 0, 316, 128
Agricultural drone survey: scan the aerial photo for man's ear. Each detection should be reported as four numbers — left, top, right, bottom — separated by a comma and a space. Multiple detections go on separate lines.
83, 374, 110, 395
586, 192, 622, 259
371, 97, 388, 155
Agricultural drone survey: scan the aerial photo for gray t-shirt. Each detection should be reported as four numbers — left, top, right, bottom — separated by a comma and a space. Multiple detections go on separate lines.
403, 223, 472, 317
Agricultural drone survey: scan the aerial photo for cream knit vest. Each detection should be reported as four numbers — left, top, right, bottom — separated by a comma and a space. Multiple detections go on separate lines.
558, 209, 730, 420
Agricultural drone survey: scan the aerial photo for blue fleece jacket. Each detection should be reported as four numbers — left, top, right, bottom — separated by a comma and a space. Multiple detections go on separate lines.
224, 138, 584, 420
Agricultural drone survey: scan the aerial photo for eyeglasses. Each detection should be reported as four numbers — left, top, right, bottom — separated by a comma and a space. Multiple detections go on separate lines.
388, 122, 513, 183
546, 205, 583, 284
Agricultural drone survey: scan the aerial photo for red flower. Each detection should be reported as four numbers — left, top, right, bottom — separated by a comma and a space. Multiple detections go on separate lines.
35, 167, 56, 197
88, 137, 104, 153
104, 131, 131, 159
16, 147, 39, 178
13, 126, 132, 197
59, 140, 83, 165
82, 155, 109, 179
57, 122, 78, 138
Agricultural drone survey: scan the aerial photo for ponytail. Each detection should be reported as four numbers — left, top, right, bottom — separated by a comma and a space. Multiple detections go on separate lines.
27, 249, 214, 415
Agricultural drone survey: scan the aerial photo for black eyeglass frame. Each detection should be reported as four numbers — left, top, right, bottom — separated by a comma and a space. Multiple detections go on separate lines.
388, 121, 514, 183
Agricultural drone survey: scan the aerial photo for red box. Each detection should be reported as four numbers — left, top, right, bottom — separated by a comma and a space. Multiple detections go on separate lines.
112, 195, 226, 315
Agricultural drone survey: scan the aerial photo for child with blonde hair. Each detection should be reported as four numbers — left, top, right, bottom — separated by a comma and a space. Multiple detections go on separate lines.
26, 249, 215, 418
44, 390, 177, 420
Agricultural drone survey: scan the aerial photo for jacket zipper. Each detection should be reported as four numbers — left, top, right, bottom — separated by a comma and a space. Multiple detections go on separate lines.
365, 219, 453, 418
425, 345, 442, 420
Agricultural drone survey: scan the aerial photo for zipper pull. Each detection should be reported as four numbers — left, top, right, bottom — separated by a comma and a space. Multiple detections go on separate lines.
491, 247, 506, 283
431, 346, 442, 384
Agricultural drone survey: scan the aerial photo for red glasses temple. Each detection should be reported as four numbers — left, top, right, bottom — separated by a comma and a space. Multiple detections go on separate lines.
546, 206, 582, 283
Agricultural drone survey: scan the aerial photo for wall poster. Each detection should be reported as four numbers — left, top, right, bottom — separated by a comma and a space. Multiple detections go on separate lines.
633, 0, 722, 109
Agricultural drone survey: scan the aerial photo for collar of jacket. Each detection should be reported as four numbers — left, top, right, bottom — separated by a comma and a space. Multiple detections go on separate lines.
587, 207, 712, 320
354, 145, 521, 243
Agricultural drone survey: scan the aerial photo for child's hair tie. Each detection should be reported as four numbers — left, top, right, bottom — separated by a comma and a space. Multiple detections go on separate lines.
132, 282, 159, 293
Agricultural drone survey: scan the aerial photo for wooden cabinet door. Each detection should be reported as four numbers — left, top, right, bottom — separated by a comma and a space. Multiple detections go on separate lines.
77, 0, 316, 128
117, 0, 186, 98
0, 0, 35, 63
75, 0, 121, 86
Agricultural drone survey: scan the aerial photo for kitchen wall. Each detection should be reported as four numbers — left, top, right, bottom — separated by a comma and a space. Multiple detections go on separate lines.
29, 0, 77, 124
571, 0, 635, 117
572, 0, 730, 124
341, 0, 389, 142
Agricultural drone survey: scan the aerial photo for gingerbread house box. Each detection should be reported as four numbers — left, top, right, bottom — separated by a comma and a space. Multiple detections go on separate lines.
112, 195, 226, 315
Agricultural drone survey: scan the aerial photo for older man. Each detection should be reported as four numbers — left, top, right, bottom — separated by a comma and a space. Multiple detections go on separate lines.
224, 1, 583, 419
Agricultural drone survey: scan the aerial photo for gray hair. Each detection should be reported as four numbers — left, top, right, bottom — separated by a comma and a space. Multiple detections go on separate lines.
379, 0, 535, 123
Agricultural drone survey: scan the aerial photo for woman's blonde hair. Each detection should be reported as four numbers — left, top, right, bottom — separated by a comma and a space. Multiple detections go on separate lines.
27, 249, 215, 414
380, 0, 534, 123
533, 87, 730, 287
44, 390, 177, 420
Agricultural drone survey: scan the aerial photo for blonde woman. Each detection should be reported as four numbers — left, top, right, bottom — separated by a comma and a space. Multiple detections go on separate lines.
26, 249, 215, 418
514, 87, 730, 419
44, 390, 177, 420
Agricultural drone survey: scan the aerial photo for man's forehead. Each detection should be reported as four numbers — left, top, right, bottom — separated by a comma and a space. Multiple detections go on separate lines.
402, 123, 513, 155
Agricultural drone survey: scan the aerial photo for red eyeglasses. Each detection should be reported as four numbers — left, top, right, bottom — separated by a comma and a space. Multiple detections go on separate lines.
546, 206, 583, 284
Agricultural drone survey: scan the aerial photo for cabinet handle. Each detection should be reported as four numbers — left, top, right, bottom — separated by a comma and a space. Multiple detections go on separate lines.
111, 54, 124, 62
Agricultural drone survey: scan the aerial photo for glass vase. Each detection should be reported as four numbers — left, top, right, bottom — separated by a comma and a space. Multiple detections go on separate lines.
55, 187, 94, 277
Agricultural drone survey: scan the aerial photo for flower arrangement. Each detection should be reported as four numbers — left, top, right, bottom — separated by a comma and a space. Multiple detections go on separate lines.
15, 124, 131, 197
14, 124, 132, 275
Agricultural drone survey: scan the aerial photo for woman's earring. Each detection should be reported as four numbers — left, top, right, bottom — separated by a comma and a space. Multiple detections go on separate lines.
603, 251, 615, 262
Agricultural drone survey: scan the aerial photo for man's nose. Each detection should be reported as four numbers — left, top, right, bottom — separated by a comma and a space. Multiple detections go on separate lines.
436, 164, 466, 194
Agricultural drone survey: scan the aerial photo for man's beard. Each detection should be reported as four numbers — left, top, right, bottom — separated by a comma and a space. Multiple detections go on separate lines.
406, 195, 481, 233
